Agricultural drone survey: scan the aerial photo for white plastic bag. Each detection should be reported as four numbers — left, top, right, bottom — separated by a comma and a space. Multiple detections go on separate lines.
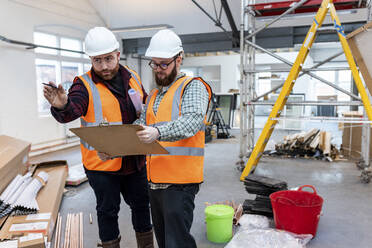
237, 214, 270, 232
225, 229, 312, 248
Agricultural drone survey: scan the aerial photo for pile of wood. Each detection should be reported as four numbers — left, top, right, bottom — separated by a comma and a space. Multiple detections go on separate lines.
273, 128, 341, 161
243, 174, 288, 217
54, 212, 84, 248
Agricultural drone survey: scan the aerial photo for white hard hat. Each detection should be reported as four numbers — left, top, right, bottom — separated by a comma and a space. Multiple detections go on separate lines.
84, 27, 119, 57
145, 29, 183, 58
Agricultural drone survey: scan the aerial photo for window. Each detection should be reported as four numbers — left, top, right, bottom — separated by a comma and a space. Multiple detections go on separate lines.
33, 32, 58, 55
34, 32, 90, 116
35, 59, 59, 115
60, 37, 82, 58
61, 62, 80, 91
83, 64, 92, 73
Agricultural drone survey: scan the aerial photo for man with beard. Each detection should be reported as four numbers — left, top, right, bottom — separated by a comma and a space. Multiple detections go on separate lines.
135, 29, 212, 248
43, 27, 153, 248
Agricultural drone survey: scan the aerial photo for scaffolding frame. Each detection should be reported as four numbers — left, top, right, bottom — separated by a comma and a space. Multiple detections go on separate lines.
238, 0, 372, 173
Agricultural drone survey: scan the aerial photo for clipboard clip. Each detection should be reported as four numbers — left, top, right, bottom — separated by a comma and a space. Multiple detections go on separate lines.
99, 118, 109, 127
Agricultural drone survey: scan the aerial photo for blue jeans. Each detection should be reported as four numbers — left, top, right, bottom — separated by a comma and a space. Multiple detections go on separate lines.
86, 168, 152, 242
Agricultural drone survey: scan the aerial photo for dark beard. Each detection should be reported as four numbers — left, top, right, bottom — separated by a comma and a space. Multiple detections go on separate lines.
155, 64, 177, 87
95, 63, 119, 81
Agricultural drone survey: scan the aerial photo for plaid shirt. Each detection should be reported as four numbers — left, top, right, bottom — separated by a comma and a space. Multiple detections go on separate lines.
135, 73, 209, 189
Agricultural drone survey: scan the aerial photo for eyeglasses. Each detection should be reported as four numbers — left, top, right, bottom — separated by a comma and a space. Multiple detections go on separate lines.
148, 56, 177, 70
92, 55, 117, 66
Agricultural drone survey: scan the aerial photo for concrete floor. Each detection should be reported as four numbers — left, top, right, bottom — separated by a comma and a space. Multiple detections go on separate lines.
30, 133, 372, 248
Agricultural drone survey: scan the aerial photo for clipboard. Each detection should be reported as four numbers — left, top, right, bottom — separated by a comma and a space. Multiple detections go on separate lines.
70, 124, 168, 156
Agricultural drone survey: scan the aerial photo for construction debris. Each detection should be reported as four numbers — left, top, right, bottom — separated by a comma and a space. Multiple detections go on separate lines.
66, 163, 88, 186
54, 214, 62, 248
243, 175, 288, 217
271, 128, 341, 161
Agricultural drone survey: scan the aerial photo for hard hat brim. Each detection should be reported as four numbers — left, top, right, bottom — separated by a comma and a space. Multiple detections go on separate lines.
145, 49, 183, 59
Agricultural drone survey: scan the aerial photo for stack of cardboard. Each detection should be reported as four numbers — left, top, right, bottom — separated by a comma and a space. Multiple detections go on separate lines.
345, 22, 372, 160
0, 135, 67, 248
340, 112, 372, 159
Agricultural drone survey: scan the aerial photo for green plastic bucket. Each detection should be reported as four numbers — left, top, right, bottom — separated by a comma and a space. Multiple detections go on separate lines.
205, 204, 234, 243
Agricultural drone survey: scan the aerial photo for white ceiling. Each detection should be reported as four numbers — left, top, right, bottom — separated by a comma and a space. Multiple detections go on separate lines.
88, 0, 241, 39
88, 0, 369, 39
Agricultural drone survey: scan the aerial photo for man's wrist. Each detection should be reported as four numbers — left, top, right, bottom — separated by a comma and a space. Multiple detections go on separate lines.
154, 126, 161, 140
53, 99, 69, 112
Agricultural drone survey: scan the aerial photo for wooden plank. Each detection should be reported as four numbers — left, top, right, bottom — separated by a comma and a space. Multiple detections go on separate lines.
323, 132, 332, 155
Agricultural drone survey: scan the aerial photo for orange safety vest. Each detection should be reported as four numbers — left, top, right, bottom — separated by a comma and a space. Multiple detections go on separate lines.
78, 66, 144, 171
145, 76, 212, 184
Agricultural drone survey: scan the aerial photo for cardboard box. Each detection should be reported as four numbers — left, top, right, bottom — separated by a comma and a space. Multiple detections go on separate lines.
0, 162, 67, 241
18, 233, 45, 248
347, 21, 372, 95
0, 135, 29, 194
341, 112, 372, 159
0, 136, 68, 243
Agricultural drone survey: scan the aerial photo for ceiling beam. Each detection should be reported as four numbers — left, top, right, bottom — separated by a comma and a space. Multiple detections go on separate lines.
122, 22, 364, 55
220, 0, 240, 47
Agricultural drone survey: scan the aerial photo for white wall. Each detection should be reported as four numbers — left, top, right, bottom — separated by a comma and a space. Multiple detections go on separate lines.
183, 54, 240, 93
0, 0, 104, 144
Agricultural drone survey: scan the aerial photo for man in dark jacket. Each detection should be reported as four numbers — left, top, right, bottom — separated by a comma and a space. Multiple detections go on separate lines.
43, 27, 153, 248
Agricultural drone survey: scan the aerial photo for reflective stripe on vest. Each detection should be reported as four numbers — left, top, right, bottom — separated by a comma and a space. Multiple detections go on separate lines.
81, 73, 104, 125
152, 146, 204, 156
145, 76, 212, 184
125, 66, 141, 90
79, 74, 123, 150
145, 77, 190, 124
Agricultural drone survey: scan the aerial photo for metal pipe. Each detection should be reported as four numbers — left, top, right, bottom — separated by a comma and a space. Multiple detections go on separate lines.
0, 34, 84, 54
245, 66, 351, 73
271, 116, 372, 123
362, 110, 371, 166
247, 2, 256, 155
252, 51, 346, 101
245, 40, 361, 100
253, 84, 283, 101
249, 101, 363, 106
307, 51, 344, 69
191, 0, 228, 33
245, 0, 309, 40
238, 0, 246, 164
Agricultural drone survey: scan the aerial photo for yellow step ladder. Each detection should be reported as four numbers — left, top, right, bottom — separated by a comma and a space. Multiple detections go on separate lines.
240, 0, 372, 180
